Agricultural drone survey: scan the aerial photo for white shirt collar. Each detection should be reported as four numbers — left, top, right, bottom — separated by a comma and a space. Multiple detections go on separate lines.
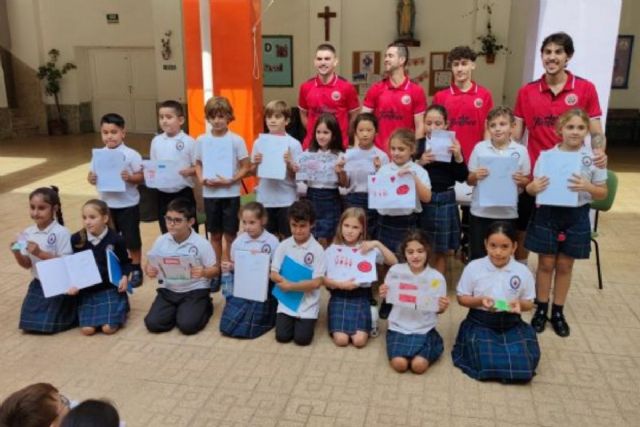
88, 227, 109, 245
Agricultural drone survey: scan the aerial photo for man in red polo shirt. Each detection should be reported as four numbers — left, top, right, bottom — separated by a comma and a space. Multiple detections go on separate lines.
298, 43, 360, 149
433, 46, 493, 162
362, 42, 427, 151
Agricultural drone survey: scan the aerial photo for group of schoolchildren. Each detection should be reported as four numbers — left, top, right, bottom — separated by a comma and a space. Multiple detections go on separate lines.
9, 43, 608, 384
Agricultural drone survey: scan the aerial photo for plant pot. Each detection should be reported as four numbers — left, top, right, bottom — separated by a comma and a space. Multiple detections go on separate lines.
485, 53, 496, 64
48, 119, 67, 135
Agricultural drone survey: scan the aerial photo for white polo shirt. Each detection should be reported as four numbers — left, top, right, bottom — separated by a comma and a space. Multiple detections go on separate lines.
469, 140, 530, 219
344, 146, 389, 193
252, 134, 302, 208
148, 229, 216, 293
91, 143, 143, 209
22, 221, 72, 279
376, 161, 431, 216
457, 256, 535, 310
150, 131, 197, 193
271, 235, 326, 319
323, 244, 382, 288
387, 264, 446, 335
195, 131, 248, 199
230, 230, 279, 262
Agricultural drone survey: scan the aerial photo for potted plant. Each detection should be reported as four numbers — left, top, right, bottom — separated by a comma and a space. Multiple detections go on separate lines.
37, 49, 77, 135
476, 4, 508, 64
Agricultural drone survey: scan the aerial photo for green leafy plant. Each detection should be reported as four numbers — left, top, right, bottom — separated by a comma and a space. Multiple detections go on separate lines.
37, 49, 77, 120
476, 4, 509, 61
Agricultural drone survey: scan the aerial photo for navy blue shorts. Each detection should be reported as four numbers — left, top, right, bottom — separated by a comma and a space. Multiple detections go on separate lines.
266, 207, 291, 238
19, 279, 77, 334
420, 189, 460, 253
525, 204, 591, 259
307, 187, 342, 239
327, 288, 372, 336
386, 328, 444, 363
377, 214, 417, 256
78, 286, 129, 328
345, 192, 378, 239
111, 205, 142, 250
204, 196, 240, 235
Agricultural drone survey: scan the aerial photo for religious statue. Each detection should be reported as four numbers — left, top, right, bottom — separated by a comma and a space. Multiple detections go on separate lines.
396, 0, 419, 46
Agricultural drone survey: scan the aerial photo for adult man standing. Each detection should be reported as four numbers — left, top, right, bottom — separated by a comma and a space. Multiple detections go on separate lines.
362, 42, 426, 151
298, 43, 360, 149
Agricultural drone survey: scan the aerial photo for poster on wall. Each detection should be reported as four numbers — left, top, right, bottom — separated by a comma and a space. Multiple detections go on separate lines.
612, 35, 634, 89
263, 35, 293, 87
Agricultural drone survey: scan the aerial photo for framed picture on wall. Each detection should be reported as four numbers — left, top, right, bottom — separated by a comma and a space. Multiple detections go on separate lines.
429, 51, 450, 96
263, 35, 293, 87
612, 35, 633, 89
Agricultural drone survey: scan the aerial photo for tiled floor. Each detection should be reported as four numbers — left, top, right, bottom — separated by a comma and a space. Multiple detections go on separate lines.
1, 134, 639, 426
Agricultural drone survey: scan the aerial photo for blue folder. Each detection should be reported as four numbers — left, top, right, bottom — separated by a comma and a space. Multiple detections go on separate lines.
106, 249, 133, 294
271, 255, 312, 313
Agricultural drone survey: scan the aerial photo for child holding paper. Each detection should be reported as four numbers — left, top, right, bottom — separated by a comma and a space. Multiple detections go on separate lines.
150, 100, 198, 234
270, 200, 325, 346
68, 199, 130, 336
324, 208, 397, 348
467, 106, 530, 261
219, 202, 280, 338
144, 198, 218, 335
195, 96, 251, 289
416, 105, 468, 274
343, 113, 389, 239
9, 187, 77, 333
88, 113, 144, 288
296, 113, 347, 248
379, 230, 449, 374
452, 221, 540, 382
251, 100, 302, 238
525, 108, 608, 337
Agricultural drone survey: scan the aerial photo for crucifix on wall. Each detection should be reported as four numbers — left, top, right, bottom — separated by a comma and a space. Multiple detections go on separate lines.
317, 6, 337, 41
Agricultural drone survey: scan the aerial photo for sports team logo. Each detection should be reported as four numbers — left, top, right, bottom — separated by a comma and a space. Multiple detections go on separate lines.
401, 94, 411, 105
511, 152, 520, 160
582, 156, 592, 167
47, 233, 57, 245
188, 245, 199, 256
303, 252, 314, 266
331, 91, 341, 101
261, 244, 271, 254
176, 141, 185, 151
565, 94, 578, 106
474, 97, 484, 108
509, 275, 521, 290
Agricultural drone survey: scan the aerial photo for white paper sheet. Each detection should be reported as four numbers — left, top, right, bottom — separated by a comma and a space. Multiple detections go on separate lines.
325, 245, 378, 284
232, 250, 271, 302
37, 250, 102, 297
385, 270, 442, 312
202, 141, 233, 180
92, 149, 126, 192
477, 155, 519, 207
536, 151, 581, 207
295, 152, 338, 182
428, 130, 455, 163
367, 173, 416, 210
143, 160, 181, 189
256, 134, 288, 180
146, 254, 196, 281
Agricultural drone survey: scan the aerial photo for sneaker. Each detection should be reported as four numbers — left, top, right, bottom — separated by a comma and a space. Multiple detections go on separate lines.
550, 314, 570, 337
130, 270, 144, 288
531, 310, 548, 333
209, 276, 221, 293
378, 300, 392, 320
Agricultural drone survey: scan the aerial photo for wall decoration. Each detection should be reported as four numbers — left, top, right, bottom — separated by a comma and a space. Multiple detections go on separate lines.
429, 51, 450, 96
352, 51, 381, 95
161, 30, 172, 60
263, 35, 293, 87
612, 35, 634, 89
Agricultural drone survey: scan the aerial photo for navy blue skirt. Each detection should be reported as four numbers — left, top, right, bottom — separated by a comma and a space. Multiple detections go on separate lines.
219, 283, 278, 339
525, 204, 591, 259
420, 189, 460, 253
345, 192, 379, 239
452, 309, 540, 382
307, 187, 342, 239
78, 286, 129, 328
19, 279, 78, 334
328, 288, 372, 335
386, 328, 444, 363
377, 214, 417, 256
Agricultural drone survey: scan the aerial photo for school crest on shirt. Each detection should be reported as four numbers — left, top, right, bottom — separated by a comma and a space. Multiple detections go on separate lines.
565, 94, 578, 106
261, 244, 272, 254
509, 275, 521, 290
582, 155, 593, 167
47, 233, 57, 245
401, 94, 411, 105
474, 97, 484, 108
187, 245, 199, 256
176, 140, 185, 151
511, 152, 521, 160
331, 91, 341, 101
303, 252, 314, 266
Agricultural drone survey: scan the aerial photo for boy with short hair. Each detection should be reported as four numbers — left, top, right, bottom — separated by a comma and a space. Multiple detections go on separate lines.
88, 113, 145, 287
144, 198, 218, 335
150, 100, 198, 234
270, 200, 325, 346
251, 99, 302, 238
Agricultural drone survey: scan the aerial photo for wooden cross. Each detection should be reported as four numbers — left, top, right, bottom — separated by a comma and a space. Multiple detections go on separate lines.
317, 6, 337, 41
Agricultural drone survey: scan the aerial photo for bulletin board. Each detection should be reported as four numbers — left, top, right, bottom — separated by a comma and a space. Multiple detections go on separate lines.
429, 52, 451, 96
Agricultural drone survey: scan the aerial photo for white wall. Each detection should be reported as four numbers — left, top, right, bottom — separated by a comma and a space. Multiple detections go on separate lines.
0, 61, 7, 107
609, 0, 640, 108
150, 0, 186, 103
6, 0, 43, 68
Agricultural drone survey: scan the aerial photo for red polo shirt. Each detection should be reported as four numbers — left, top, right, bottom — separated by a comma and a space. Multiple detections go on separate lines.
298, 74, 360, 149
433, 81, 493, 162
363, 75, 427, 151
514, 71, 601, 167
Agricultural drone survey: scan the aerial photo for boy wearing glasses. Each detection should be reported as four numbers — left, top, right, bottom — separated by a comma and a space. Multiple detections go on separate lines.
144, 198, 219, 335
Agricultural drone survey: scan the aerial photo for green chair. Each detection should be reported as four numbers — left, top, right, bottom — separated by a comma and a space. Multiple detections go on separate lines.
590, 170, 618, 289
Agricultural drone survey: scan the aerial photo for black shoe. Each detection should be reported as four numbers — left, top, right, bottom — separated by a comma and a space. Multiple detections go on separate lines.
531, 311, 548, 333
550, 314, 570, 337
378, 301, 392, 319
130, 270, 144, 288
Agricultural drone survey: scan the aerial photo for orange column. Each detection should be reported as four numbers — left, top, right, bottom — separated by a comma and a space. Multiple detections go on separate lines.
181, 0, 206, 137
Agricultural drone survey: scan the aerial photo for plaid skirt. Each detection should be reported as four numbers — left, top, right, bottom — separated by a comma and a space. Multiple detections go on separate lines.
219, 284, 278, 339
307, 187, 342, 239
78, 286, 129, 328
386, 328, 444, 362
525, 204, 591, 259
328, 288, 372, 335
420, 189, 460, 253
452, 309, 540, 382
19, 279, 78, 334
345, 192, 379, 239
377, 214, 417, 256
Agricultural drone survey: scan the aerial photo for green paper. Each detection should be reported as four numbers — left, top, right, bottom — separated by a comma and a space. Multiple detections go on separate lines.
494, 299, 510, 312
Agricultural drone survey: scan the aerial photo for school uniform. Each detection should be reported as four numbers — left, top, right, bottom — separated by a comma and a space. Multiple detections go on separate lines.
302, 150, 343, 240
525, 145, 607, 259
375, 161, 431, 255
71, 228, 131, 328
252, 134, 302, 237
144, 230, 216, 335
195, 131, 248, 234
468, 140, 530, 260
150, 131, 199, 233
452, 257, 540, 382
385, 264, 446, 363
91, 143, 144, 250
416, 137, 468, 253
220, 230, 280, 338
344, 146, 389, 239
19, 221, 77, 333
271, 235, 326, 345
325, 245, 383, 336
